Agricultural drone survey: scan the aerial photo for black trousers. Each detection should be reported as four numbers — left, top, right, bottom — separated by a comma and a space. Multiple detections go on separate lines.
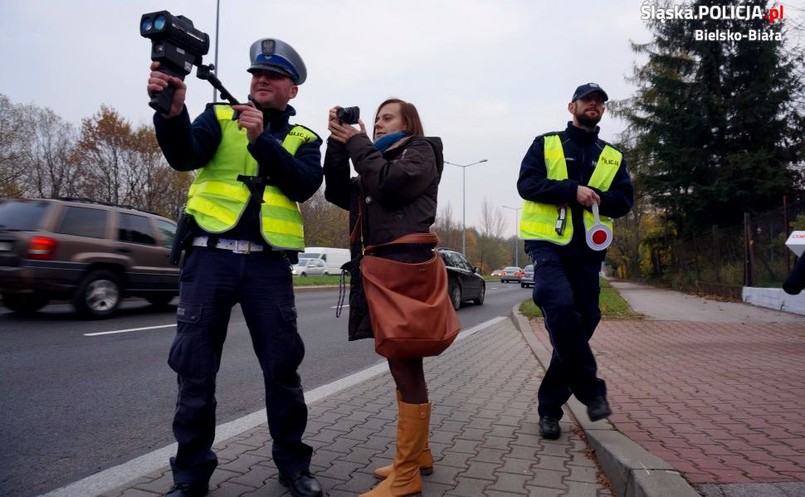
168, 247, 312, 485
530, 244, 606, 420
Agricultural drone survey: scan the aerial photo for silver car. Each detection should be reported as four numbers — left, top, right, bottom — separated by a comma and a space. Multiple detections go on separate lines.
520, 264, 535, 288
500, 266, 524, 283
291, 258, 326, 276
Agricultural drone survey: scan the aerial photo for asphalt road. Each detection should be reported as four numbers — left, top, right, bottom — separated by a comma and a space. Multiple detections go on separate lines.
0, 281, 530, 497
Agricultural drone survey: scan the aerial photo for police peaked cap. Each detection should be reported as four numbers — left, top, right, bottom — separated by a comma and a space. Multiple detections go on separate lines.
247, 38, 307, 85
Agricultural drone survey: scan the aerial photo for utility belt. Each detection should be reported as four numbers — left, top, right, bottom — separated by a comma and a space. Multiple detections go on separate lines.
189, 236, 287, 260
171, 209, 286, 263
192, 236, 268, 255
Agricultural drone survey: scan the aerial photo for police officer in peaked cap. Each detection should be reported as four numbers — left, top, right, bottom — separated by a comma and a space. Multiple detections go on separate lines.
146, 37, 323, 497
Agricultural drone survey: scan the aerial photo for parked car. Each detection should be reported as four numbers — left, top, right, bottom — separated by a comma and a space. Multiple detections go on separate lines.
291, 257, 326, 276
0, 198, 179, 318
500, 266, 524, 283
437, 248, 485, 310
520, 264, 535, 288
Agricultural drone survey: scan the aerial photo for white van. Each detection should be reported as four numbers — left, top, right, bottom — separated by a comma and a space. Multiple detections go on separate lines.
298, 247, 351, 276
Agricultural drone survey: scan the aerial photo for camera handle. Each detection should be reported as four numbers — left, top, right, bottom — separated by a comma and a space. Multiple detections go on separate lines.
150, 85, 177, 115
196, 64, 240, 106
149, 67, 186, 115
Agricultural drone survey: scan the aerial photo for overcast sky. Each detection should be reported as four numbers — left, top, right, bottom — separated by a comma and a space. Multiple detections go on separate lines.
1, 1, 799, 237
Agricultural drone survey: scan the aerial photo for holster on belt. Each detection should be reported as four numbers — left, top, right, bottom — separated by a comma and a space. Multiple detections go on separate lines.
170, 208, 196, 266
237, 174, 273, 209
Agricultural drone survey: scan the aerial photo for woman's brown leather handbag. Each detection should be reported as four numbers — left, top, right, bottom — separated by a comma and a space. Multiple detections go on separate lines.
360, 232, 461, 359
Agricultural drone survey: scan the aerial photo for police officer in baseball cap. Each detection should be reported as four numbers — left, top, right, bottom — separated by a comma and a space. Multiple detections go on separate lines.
516, 78, 633, 442
146, 36, 323, 497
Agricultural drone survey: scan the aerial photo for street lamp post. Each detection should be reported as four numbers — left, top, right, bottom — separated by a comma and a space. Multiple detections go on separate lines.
213, 0, 221, 102
444, 159, 488, 256
502, 205, 522, 267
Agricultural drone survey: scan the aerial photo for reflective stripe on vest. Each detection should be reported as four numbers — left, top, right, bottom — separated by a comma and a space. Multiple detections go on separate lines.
519, 134, 621, 244
186, 106, 317, 251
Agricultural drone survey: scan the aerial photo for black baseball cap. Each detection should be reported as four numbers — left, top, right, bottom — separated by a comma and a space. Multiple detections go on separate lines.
571, 83, 609, 102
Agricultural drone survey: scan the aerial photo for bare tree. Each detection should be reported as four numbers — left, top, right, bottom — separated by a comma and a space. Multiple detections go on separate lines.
123, 125, 192, 216
474, 198, 509, 271
23, 104, 78, 198
433, 202, 460, 249
300, 188, 349, 247
0, 95, 27, 197
75, 106, 130, 204
478, 198, 506, 238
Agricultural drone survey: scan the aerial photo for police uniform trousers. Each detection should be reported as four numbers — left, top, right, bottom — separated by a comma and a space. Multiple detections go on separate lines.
168, 246, 313, 485
530, 243, 606, 420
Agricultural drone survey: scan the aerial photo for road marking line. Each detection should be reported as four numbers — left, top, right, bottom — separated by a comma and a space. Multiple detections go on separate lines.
83, 321, 247, 337
84, 324, 176, 337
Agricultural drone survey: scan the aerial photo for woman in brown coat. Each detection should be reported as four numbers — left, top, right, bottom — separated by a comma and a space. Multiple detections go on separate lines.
324, 98, 444, 497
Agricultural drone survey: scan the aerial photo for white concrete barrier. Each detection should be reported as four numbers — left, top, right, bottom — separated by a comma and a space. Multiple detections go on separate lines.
742, 287, 805, 316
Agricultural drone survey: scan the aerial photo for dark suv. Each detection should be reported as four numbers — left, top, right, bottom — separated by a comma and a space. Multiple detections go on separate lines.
0, 198, 179, 318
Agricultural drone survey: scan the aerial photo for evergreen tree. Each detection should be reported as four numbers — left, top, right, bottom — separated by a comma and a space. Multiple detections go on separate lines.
616, 0, 804, 238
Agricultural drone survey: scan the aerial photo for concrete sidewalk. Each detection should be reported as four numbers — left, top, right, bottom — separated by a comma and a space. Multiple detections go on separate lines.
529, 281, 804, 497
44, 280, 804, 497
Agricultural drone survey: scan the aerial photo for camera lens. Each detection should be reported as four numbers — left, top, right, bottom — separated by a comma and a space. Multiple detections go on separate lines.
154, 14, 167, 31
141, 18, 153, 32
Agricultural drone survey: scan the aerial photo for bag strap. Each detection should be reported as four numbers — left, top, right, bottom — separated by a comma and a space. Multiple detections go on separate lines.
365, 232, 439, 253
349, 210, 362, 244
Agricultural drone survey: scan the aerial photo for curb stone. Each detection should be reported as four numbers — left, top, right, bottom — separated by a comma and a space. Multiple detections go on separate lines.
511, 307, 701, 497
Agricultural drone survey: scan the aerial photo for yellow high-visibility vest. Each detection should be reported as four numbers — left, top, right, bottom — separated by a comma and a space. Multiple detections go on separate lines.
186, 106, 318, 250
519, 134, 621, 244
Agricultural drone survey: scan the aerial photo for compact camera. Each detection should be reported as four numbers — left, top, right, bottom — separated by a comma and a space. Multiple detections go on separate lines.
337, 106, 360, 125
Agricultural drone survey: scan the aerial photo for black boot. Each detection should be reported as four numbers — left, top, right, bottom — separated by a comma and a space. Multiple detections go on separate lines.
278, 470, 323, 497
587, 396, 612, 422
164, 482, 208, 497
539, 416, 561, 439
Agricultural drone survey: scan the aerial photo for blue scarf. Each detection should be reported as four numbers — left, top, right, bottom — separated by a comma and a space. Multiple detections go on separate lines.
374, 131, 408, 152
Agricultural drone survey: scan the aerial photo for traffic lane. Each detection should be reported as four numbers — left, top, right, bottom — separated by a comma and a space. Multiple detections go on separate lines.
0, 299, 179, 350
0, 291, 374, 497
0, 307, 181, 497
294, 289, 379, 389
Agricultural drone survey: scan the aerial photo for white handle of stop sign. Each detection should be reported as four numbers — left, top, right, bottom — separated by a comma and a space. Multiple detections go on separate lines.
586, 202, 612, 251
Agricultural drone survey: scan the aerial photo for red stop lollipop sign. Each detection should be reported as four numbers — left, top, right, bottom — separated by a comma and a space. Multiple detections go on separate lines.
586, 202, 612, 251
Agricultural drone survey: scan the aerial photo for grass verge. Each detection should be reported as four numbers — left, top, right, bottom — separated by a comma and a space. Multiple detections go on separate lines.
519, 278, 640, 319
292, 275, 343, 286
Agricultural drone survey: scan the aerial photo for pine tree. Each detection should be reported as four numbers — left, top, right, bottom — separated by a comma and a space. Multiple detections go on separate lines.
616, 0, 804, 238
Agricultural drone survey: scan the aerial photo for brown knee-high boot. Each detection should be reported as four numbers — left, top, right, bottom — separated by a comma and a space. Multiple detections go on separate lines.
361, 401, 430, 497
374, 392, 433, 479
